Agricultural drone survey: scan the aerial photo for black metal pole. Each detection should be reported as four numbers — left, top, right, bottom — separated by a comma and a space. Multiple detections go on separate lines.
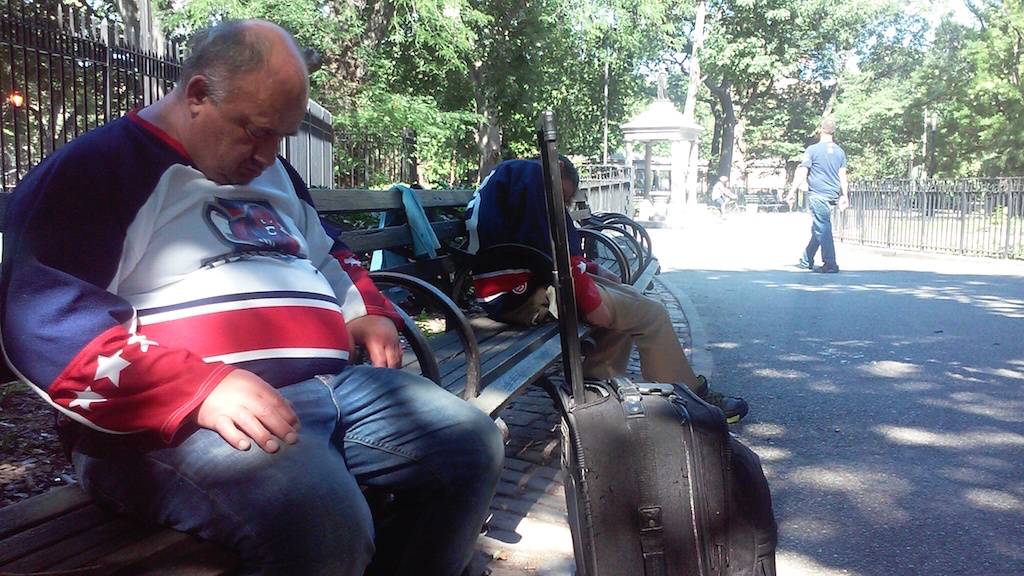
535, 110, 586, 400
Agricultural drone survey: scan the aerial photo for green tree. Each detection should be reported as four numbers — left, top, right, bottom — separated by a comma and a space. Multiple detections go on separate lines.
832, 10, 929, 179
959, 0, 1024, 175
699, 0, 804, 179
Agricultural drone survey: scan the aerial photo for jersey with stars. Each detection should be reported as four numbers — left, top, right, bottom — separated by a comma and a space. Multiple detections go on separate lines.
1, 111, 401, 441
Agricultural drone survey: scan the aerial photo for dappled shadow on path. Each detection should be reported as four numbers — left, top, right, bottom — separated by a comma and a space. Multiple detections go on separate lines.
680, 265, 1024, 576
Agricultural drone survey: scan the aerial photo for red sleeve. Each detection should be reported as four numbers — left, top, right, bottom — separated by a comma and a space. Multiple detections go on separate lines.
46, 325, 235, 442
331, 245, 404, 328
571, 256, 603, 314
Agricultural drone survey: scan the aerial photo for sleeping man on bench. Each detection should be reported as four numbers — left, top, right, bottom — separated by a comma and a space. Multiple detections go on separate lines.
464, 156, 749, 424
0, 19, 501, 576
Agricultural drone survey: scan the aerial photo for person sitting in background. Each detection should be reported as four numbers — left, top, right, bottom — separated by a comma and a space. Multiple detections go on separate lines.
464, 156, 749, 423
712, 174, 737, 216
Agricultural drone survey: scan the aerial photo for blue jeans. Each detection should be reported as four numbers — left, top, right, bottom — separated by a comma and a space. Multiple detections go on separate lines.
804, 195, 837, 267
72, 367, 504, 576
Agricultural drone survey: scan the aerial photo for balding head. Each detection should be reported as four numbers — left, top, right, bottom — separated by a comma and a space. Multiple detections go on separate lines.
179, 19, 308, 105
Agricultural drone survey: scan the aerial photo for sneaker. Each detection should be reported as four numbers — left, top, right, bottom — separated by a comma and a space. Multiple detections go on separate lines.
796, 257, 813, 270
693, 375, 749, 424
814, 263, 840, 274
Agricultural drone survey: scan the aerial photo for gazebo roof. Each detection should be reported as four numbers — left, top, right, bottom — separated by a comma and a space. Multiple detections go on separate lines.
621, 99, 704, 142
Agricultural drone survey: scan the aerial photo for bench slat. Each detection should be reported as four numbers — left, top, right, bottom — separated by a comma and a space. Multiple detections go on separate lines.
311, 188, 473, 213
6, 514, 156, 573
337, 220, 467, 254
0, 483, 92, 540
0, 499, 112, 565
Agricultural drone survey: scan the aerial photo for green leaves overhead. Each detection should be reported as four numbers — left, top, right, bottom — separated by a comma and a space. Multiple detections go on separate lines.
147, 0, 1024, 182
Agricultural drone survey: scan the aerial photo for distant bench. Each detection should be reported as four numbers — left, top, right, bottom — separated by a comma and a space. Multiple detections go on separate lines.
0, 187, 659, 574
742, 192, 787, 212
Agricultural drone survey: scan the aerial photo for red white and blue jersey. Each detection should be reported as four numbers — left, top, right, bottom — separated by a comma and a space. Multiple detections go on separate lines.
465, 159, 602, 318
0, 111, 400, 441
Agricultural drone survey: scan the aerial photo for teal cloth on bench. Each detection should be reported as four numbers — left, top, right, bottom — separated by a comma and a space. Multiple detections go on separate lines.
371, 185, 441, 270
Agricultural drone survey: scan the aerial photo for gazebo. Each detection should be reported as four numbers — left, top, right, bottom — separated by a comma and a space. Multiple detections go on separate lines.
621, 80, 704, 223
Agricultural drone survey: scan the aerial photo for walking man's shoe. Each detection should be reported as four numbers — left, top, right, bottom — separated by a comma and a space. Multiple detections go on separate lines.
694, 375, 749, 424
797, 256, 813, 270
814, 263, 840, 273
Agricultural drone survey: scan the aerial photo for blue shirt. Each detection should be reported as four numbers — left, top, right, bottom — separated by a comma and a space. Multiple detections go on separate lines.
800, 140, 846, 200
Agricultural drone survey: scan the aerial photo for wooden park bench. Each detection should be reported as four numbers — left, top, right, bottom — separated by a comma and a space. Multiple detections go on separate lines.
742, 191, 787, 213
0, 185, 660, 575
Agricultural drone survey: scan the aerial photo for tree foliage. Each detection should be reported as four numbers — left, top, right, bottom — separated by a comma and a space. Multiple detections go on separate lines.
137, 0, 1024, 184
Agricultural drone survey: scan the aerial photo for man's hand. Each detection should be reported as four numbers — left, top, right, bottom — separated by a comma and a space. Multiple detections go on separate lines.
196, 369, 301, 453
838, 195, 849, 212
348, 314, 402, 368
786, 190, 796, 210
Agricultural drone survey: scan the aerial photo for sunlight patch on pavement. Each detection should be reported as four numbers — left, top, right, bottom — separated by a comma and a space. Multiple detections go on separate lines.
743, 422, 787, 437
891, 380, 939, 392
874, 425, 1024, 448
750, 367, 806, 379
709, 341, 741, 350
939, 465, 1000, 484
776, 550, 865, 576
745, 445, 791, 462
779, 515, 837, 541
976, 295, 1024, 318
964, 488, 1024, 513
859, 360, 919, 378
784, 465, 912, 522
920, 394, 1024, 423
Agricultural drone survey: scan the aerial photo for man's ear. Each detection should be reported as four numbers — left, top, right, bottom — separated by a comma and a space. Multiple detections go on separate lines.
184, 75, 216, 107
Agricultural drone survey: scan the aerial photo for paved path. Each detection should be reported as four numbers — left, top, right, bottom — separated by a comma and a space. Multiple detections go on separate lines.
469, 208, 1024, 575
652, 210, 1024, 576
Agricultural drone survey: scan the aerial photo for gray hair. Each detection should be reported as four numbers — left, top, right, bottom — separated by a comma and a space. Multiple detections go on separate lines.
819, 117, 838, 135
179, 20, 299, 103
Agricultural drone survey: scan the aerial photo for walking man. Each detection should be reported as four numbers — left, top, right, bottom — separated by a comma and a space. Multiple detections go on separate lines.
787, 118, 849, 273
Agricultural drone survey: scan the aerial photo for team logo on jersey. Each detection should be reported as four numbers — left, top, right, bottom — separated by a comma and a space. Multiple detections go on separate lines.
205, 198, 301, 259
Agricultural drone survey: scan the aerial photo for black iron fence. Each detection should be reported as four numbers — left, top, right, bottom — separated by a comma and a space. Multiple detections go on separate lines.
1, 0, 184, 190
838, 179, 1024, 260
335, 129, 417, 189
0, 0, 413, 191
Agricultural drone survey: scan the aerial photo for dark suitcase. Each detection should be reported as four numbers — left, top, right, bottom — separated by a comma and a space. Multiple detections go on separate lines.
534, 111, 777, 576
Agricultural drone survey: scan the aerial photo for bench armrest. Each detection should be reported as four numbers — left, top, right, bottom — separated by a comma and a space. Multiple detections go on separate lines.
369, 271, 482, 400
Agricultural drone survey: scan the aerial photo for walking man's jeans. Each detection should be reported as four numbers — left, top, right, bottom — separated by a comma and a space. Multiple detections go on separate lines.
804, 194, 837, 267
72, 366, 505, 576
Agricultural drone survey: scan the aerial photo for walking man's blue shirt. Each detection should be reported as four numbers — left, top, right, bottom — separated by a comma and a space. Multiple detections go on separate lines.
801, 141, 847, 201
788, 117, 849, 272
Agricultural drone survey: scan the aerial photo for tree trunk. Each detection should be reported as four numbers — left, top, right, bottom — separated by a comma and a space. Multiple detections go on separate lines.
704, 79, 735, 179
476, 109, 501, 180
469, 61, 501, 181
682, 0, 706, 122
733, 116, 747, 186
821, 52, 848, 119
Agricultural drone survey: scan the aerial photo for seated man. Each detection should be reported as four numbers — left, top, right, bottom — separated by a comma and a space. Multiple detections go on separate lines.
712, 174, 737, 216
464, 157, 748, 423
0, 20, 502, 576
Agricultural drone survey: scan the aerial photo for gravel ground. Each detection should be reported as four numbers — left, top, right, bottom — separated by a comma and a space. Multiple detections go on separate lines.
0, 380, 75, 507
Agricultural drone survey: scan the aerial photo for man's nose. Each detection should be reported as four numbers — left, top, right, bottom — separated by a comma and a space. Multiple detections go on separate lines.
253, 137, 282, 168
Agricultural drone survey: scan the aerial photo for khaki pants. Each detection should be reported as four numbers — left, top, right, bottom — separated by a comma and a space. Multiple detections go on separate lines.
499, 275, 699, 389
